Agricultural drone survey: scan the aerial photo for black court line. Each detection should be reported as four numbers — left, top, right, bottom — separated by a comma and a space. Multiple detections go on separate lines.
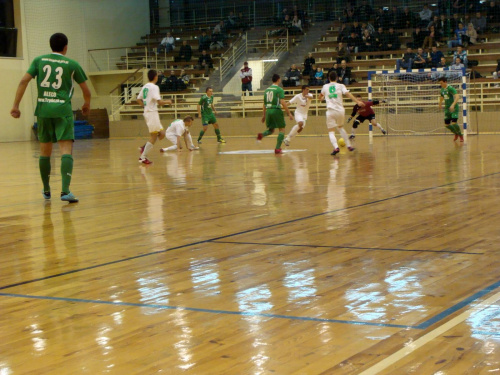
211, 240, 483, 255
0, 171, 499, 292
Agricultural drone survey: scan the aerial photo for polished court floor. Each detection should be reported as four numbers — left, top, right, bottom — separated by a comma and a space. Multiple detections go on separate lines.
0, 135, 499, 374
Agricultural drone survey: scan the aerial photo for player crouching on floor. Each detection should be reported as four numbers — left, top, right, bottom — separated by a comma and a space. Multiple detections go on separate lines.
160, 116, 199, 152
348, 95, 387, 139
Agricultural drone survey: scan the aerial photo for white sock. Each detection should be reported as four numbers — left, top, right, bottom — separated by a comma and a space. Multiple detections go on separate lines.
186, 133, 195, 148
374, 122, 382, 130
287, 125, 300, 140
328, 131, 338, 148
339, 127, 351, 147
351, 128, 356, 136
141, 142, 154, 159
163, 145, 178, 151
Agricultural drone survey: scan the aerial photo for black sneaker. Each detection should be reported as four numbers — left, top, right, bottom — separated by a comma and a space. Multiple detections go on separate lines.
349, 135, 355, 140
331, 148, 340, 156
381, 129, 387, 135
348, 146, 355, 152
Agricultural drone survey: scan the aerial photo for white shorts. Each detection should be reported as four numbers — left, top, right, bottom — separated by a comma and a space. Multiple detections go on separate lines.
326, 109, 345, 129
143, 112, 164, 133
295, 112, 308, 125
166, 132, 178, 144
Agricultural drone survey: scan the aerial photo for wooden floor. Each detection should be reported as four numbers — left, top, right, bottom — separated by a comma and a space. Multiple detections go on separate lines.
0, 135, 499, 374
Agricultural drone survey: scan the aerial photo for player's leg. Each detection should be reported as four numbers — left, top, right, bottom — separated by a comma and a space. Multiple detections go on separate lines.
444, 116, 458, 139
451, 117, 463, 141
212, 119, 225, 143
55, 116, 79, 202
275, 127, 286, 154
338, 125, 354, 151
273, 111, 286, 153
371, 117, 386, 134
198, 124, 208, 144
160, 133, 179, 151
285, 113, 304, 145
37, 117, 56, 199
141, 132, 159, 160
326, 110, 340, 155
258, 110, 276, 140
350, 117, 362, 139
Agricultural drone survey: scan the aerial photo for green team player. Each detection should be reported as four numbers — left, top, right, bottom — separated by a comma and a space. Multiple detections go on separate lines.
256, 74, 294, 154
438, 76, 463, 142
10, 33, 91, 203
197, 87, 225, 144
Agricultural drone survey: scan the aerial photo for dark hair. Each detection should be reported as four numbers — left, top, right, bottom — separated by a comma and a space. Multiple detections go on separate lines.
148, 69, 158, 81
272, 74, 280, 83
328, 70, 337, 82
438, 76, 447, 82
355, 94, 362, 98
301, 85, 309, 90
184, 115, 194, 122
206, 87, 212, 92
50, 33, 68, 52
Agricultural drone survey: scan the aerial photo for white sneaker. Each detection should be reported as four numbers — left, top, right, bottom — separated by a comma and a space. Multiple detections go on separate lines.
190, 146, 200, 150
283, 138, 290, 147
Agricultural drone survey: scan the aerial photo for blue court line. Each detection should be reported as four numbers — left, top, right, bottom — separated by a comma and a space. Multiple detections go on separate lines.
415, 279, 500, 330
211, 240, 483, 255
472, 331, 500, 336
0, 292, 412, 329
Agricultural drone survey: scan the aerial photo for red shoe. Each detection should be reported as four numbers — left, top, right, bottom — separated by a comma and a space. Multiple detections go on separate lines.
139, 158, 152, 164
257, 133, 263, 141
331, 148, 340, 156
275, 148, 282, 154
454, 134, 459, 141
348, 146, 356, 152
139, 144, 145, 154
459, 135, 464, 142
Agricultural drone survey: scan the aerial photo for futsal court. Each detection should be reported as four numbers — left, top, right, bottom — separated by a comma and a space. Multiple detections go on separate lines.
1, 133, 499, 374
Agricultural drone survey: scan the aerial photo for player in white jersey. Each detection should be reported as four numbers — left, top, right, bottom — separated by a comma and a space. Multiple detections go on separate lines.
318, 71, 364, 155
137, 69, 173, 164
284, 85, 313, 146
160, 116, 198, 152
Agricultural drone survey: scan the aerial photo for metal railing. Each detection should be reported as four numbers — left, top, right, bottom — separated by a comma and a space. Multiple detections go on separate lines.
219, 35, 248, 81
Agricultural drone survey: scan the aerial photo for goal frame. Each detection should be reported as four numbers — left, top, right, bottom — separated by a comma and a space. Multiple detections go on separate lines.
367, 68, 468, 139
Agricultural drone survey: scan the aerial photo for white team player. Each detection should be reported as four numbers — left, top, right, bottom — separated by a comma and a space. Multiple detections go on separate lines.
160, 116, 198, 152
284, 85, 313, 146
137, 69, 172, 164
318, 70, 364, 156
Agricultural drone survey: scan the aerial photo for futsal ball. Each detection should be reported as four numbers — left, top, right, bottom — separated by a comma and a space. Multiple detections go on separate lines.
338, 138, 346, 147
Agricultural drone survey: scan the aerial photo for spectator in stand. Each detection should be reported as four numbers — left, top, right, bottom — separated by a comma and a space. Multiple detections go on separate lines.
176, 40, 192, 62
227, 11, 236, 30
487, 2, 500, 23
467, 23, 478, 45
291, 15, 303, 34
396, 47, 415, 70
350, 21, 362, 37
452, 0, 466, 15
400, 7, 414, 29
373, 27, 386, 51
361, 29, 374, 52
336, 41, 350, 63
438, 56, 449, 68
450, 13, 462, 31
327, 63, 338, 75
283, 14, 292, 31
387, 6, 400, 30
374, 7, 388, 30
450, 56, 465, 70
283, 64, 301, 87
437, 14, 450, 39
180, 70, 190, 89
468, 0, 483, 14
240, 61, 253, 95
237, 12, 249, 31
448, 22, 467, 47
453, 45, 468, 66
303, 52, 315, 76
471, 12, 487, 34
337, 60, 353, 85
423, 26, 439, 49
418, 4, 433, 27
342, 1, 355, 23
213, 20, 225, 35
385, 27, 401, 51
361, 22, 375, 35
430, 45, 444, 67
166, 70, 180, 92
492, 60, 500, 86
196, 50, 213, 74
347, 31, 362, 54
157, 70, 167, 91
312, 67, 324, 86
307, 64, 317, 84
198, 31, 210, 52
413, 47, 429, 68
356, 0, 373, 23
158, 32, 174, 53
411, 27, 427, 49
338, 24, 350, 43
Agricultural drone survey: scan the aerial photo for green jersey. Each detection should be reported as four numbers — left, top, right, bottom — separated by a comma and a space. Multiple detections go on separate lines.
264, 85, 285, 110
27, 53, 87, 118
440, 85, 459, 111
199, 94, 214, 115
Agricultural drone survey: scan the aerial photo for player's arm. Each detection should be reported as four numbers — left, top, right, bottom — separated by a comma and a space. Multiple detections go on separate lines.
158, 99, 172, 106
318, 92, 325, 101
280, 98, 294, 121
177, 135, 183, 151
450, 93, 460, 111
347, 105, 358, 122
197, 104, 202, 119
10, 73, 33, 118
79, 81, 92, 116
211, 103, 217, 115
439, 95, 444, 110
346, 91, 365, 107
137, 98, 144, 106
261, 104, 266, 123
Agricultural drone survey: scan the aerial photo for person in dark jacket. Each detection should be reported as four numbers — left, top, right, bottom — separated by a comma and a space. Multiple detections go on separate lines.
337, 60, 353, 85
303, 53, 315, 76
176, 40, 192, 62
385, 28, 401, 50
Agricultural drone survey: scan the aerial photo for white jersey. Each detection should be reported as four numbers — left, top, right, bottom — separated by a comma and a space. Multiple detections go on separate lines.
137, 82, 162, 113
289, 93, 313, 116
166, 119, 187, 137
321, 82, 349, 112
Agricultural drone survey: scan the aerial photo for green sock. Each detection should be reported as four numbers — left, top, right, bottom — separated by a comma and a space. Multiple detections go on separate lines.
198, 130, 205, 141
445, 125, 457, 134
61, 154, 73, 194
276, 132, 285, 149
39, 156, 51, 192
452, 124, 462, 135
214, 128, 222, 140
262, 129, 272, 137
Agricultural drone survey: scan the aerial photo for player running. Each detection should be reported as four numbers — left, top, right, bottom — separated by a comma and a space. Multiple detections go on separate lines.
257, 74, 294, 154
160, 116, 198, 152
438, 76, 464, 142
348, 95, 387, 139
197, 87, 225, 144
283, 85, 313, 146
137, 69, 173, 164
10, 33, 91, 203
318, 71, 364, 156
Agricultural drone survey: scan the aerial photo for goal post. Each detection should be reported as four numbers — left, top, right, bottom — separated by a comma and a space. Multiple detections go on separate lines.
367, 68, 469, 139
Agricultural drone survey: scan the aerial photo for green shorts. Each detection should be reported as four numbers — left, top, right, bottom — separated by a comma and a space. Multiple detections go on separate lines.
444, 110, 459, 121
202, 113, 217, 125
265, 109, 286, 130
37, 116, 75, 143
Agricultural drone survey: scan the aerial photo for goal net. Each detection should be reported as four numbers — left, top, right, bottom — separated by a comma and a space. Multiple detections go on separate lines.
368, 69, 470, 136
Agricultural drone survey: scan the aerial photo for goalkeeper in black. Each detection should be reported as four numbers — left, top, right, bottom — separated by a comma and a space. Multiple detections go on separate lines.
348, 95, 387, 139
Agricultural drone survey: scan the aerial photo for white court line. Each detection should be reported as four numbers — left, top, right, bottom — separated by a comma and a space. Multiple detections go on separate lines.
218, 149, 307, 155
359, 291, 500, 375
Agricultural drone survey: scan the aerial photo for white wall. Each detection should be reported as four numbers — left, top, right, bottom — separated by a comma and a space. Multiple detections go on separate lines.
223, 61, 265, 95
